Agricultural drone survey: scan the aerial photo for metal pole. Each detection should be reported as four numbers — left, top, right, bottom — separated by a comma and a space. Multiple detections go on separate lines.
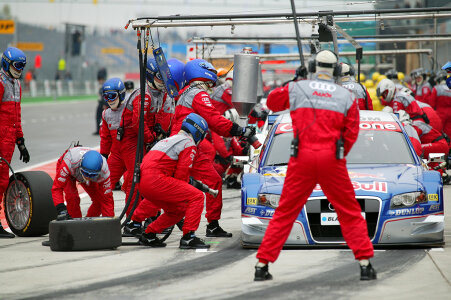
290, 0, 304, 67
434, 17, 437, 71
197, 33, 451, 40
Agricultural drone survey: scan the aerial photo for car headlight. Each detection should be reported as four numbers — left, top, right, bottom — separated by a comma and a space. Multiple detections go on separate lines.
390, 192, 426, 208
258, 193, 280, 208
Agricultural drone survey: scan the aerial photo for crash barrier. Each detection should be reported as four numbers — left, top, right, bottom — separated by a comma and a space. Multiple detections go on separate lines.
23, 80, 96, 98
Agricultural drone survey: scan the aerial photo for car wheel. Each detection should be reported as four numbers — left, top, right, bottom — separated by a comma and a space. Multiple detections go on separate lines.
49, 217, 121, 251
4, 171, 56, 237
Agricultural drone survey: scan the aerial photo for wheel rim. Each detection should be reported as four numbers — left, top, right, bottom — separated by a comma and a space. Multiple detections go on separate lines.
5, 180, 30, 230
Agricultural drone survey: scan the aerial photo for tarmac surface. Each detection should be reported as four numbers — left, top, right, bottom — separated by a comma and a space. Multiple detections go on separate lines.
1, 100, 451, 299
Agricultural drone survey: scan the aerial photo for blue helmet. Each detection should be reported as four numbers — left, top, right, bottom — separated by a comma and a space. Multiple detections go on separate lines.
181, 113, 208, 144
80, 150, 103, 180
184, 59, 217, 85
168, 58, 185, 91
102, 77, 126, 103
442, 62, 451, 89
146, 58, 161, 83
2, 47, 26, 78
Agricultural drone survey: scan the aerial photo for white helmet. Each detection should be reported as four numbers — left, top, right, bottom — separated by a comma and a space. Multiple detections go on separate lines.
223, 108, 240, 123
340, 63, 354, 77
314, 50, 338, 75
376, 78, 396, 104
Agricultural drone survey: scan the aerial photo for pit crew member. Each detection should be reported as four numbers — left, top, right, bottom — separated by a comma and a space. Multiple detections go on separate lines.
0, 47, 29, 238
428, 70, 451, 147
52, 148, 114, 220
254, 50, 376, 281
410, 68, 432, 104
341, 63, 373, 110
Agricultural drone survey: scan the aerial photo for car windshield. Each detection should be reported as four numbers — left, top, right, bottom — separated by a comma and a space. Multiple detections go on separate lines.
264, 130, 415, 166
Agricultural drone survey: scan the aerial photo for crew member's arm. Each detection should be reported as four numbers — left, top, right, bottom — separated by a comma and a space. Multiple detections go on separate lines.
174, 143, 197, 182
343, 94, 360, 156
191, 91, 234, 136
266, 84, 290, 112
211, 131, 231, 158
365, 89, 374, 110
16, 82, 24, 140
99, 111, 112, 157
428, 88, 438, 109
51, 160, 71, 208
132, 92, 155, 144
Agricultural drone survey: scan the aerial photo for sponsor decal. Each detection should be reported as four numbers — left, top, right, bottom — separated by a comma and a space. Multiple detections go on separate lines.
275, 123, 293, 135
309, 81, 337, 92
428, 194, 439, 201
58, 177, 66, 183
348, 171, 385, 180
359, 121, 401, 132
314, 181, 388, 193
265, 210, 275, 217
244, 207, 256, 214
201, 96, 213, 107
312, 91, 332, 98
388, 207, 425, 216
247, 197, 257, 205
321, 212, 365, 225
429, 204, 441, 211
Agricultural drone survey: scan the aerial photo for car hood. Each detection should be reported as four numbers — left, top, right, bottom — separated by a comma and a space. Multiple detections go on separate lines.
259, 164, 423, 198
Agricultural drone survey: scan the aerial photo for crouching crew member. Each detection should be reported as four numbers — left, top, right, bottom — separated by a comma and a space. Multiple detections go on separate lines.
254, 50, 376, 281
52, 147, 114, 220
136, 113, 210, 249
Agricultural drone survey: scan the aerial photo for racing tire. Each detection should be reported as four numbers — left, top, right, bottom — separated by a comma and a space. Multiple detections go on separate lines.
49, 217, 122, 251
4, 171, 56, 237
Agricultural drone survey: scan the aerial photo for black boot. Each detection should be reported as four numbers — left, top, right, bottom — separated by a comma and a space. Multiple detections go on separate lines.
360, 262, 377, 280
139, 232, 166, 247
0, 225, 14, 238
254, 263, 272, 281
180, 232, 210, 249
123, 221, 142, 238
206, 220, 232, 237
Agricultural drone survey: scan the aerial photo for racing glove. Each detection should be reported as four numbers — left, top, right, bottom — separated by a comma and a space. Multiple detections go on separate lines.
55, 203, 72, 221
154, 123, 169, 139
101, 153, 109, 160
16, 138, 30, 163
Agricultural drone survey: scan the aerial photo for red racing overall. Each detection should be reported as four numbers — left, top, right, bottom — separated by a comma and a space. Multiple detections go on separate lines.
342, 76, 373, 110
256, 74, 374, 263
171, 86, 234, 223
428, 83, 451, 149
0, 69, 23, 208
51, 147, 114, 218
138, 133, 204, 235
100, 88, 153, 215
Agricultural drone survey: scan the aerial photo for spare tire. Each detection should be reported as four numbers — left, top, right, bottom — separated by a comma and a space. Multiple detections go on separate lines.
4, 171, 56, 237
49, 217, 122, 251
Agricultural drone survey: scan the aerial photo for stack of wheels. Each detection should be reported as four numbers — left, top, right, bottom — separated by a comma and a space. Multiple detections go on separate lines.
4, 171, 56, 236
49, 217, 122, 251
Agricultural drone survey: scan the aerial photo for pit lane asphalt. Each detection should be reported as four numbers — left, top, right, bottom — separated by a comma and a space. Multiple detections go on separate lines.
1, 100, 451, 299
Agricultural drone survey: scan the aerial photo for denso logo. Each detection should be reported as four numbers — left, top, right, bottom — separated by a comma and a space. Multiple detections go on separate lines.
309, 82, 337, 92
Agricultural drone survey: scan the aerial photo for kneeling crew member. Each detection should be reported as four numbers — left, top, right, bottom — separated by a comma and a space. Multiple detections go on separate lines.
137, 113, 211, 249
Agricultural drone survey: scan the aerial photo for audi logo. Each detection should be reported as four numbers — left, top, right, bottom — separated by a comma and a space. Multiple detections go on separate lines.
328, 203, 335, 211
343, 83, 355, 89
309, 82, 337, 92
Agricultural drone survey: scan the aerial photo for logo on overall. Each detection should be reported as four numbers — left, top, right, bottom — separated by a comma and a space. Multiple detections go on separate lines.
309, 82, 337, 92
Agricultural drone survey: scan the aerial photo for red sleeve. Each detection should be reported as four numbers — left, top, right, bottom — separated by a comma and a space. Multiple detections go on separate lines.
428, 88, 438, 109
266, 84, 290, 112
132, 93, 154, 144
221, 88, 233, 107
51, 160, 70, 207
365, 89, 373, 110
174, 145, 197, 182
343, 98, 360, 156
191, 91, 233, 136
406, 101, 424, 120
211, 131, 230, 158
99, 111, 112, 155
16, 83, 24, 139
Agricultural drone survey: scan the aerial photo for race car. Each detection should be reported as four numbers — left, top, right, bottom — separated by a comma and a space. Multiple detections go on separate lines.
241, 110, 444, 248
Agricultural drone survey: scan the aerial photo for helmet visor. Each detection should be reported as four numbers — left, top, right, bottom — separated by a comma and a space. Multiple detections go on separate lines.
80, 168, 99, 180
103, 91, 119, 102
12, 61, 26, 71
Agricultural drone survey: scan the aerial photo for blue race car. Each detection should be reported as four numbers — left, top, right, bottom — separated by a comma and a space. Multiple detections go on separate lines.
241, 110, 444, 248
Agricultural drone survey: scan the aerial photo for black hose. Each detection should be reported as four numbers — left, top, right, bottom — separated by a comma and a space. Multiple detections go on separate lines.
119, 29, 148, 226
